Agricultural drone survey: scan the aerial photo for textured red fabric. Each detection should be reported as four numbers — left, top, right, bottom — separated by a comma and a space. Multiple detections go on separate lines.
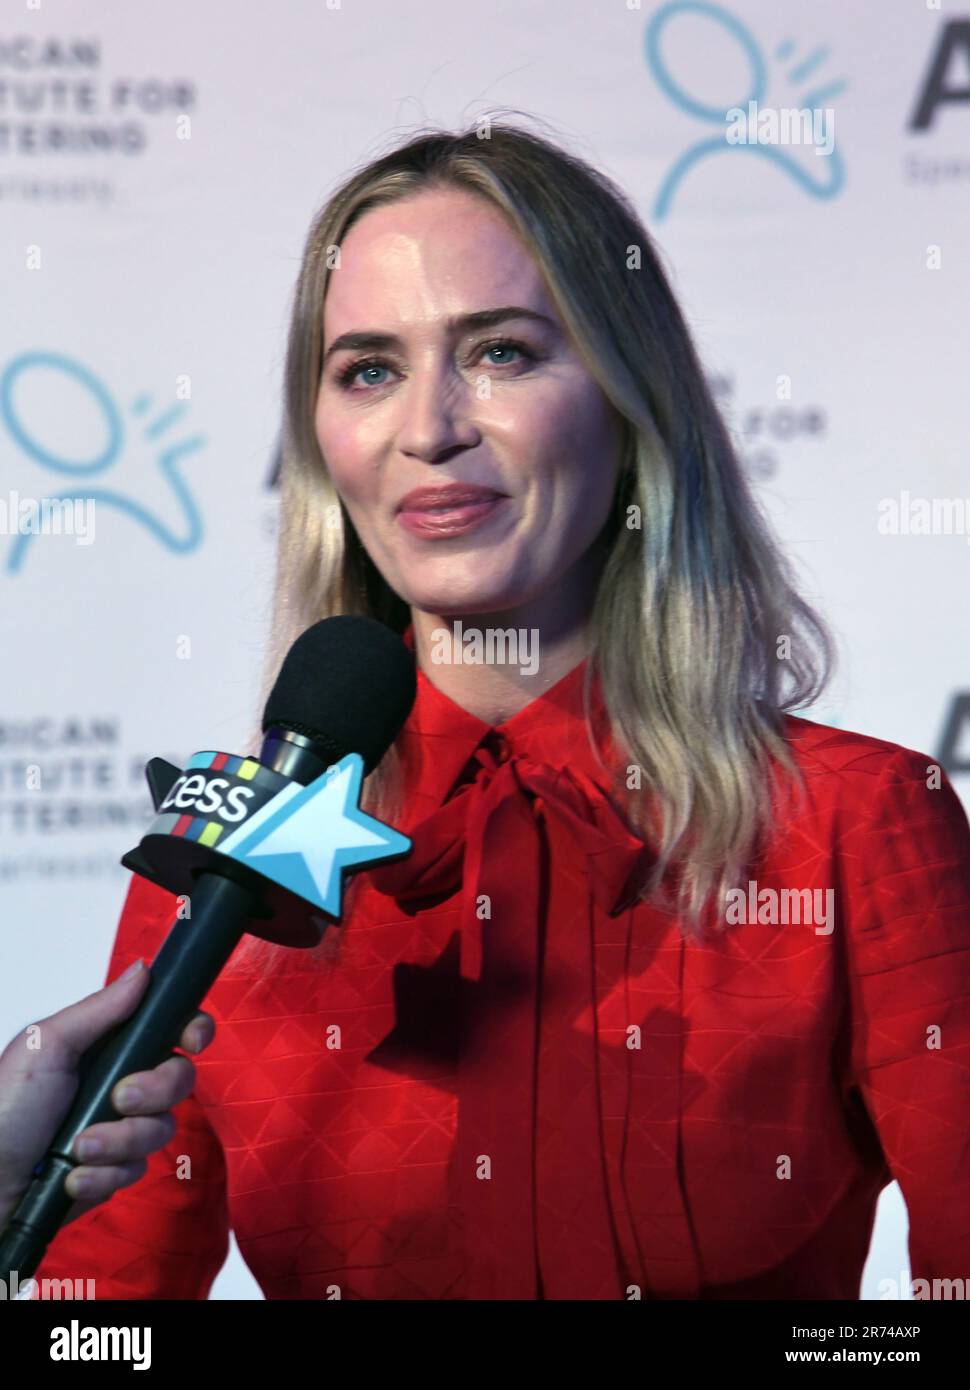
32, 639, 970, 1299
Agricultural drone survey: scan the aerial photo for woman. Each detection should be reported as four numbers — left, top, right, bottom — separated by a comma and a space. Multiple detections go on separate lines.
31, 122, 970, 1299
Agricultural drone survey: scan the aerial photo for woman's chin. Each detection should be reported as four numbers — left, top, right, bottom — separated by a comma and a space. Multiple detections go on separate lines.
394, 568, 522, 618
405, 589, 519, 619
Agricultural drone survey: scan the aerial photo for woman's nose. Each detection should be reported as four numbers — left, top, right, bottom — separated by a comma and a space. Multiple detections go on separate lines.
395, 366, 479, 461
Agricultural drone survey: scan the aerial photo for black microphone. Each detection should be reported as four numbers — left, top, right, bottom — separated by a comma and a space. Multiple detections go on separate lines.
0, 616, 416, 1284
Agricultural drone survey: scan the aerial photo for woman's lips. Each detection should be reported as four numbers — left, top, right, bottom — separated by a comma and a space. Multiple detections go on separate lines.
396, 495, 509, 538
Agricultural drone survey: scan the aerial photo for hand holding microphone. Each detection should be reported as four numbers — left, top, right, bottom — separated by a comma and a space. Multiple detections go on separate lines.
0, 960, 216, 1231
0, 615, 415, 1282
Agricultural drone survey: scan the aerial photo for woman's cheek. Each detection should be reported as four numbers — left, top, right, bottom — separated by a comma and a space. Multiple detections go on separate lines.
324, 452, 370, 514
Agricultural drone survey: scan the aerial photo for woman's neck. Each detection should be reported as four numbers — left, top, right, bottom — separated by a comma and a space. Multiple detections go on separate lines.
410, 609, 592, 726
406, 529, 612, 725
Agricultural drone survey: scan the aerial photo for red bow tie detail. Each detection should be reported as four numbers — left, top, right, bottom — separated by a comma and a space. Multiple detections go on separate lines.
369, 736, 649, 924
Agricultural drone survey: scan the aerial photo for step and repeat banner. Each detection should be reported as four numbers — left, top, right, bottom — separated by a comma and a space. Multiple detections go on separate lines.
1, 1, 967, 1299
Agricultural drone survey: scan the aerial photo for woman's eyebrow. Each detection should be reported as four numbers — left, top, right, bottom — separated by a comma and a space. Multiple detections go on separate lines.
322, 306, 558, 365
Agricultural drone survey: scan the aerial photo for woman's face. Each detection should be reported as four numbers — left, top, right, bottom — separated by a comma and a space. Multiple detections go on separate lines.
315, 186, 624, 624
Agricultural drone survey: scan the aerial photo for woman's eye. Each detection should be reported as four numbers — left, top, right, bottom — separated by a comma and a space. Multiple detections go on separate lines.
333, 358, 395, 391
348, 362, 389, 389
484, 342, 522, 365
476, 338, 535, 369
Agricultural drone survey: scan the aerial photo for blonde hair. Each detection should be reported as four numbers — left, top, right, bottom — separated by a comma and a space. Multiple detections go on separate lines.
231, 116, 834, 972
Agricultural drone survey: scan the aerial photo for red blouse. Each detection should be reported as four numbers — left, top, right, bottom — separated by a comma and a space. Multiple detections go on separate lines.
34, 643, 970, 1299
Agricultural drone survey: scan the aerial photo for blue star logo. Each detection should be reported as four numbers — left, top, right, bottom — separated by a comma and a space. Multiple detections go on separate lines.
217, 753, 410, 917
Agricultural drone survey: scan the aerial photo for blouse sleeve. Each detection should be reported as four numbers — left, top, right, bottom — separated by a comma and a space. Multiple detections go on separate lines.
840, 744, 970, 1286
29, 873, 230, 1300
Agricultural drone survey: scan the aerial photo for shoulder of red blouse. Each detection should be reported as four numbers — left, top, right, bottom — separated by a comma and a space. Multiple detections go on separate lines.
780, 712, 970, 1284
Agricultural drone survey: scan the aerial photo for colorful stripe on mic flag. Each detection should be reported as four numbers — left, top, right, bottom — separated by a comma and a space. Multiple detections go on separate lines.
186, 751, 261, 779
150, 811, 226, 846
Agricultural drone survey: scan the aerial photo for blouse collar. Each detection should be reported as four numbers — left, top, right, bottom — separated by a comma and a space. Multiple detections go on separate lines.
396, 620, 613, 811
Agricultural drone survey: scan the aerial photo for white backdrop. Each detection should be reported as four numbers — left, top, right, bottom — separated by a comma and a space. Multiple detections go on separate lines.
1, 0, 968, 1300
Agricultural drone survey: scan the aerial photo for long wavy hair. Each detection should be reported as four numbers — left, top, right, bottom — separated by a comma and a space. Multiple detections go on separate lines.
229, 116, 835, 974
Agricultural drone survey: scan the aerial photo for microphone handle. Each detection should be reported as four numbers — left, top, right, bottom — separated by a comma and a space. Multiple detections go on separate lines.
0, 866, 263, 1285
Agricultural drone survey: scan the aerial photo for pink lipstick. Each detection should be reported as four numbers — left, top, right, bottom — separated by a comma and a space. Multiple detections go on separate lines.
395, 484, 509, 539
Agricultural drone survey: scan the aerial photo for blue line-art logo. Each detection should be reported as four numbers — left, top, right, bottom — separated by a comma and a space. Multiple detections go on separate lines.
0, 350, 205, 575
645, 1, 848, 221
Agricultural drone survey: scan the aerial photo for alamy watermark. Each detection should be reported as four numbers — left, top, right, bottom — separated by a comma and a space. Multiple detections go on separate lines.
1, 1268, 95, 1300
724, 880, 835, 935
725, 101, 836, 156
878, 1272, 969, 1300
50, 1319, 151, 1369
877, 491, 970, 542
429, 622, 539, 676
0, 491, 95, 544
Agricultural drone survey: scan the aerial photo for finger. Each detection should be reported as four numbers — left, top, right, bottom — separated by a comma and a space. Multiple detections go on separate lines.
111, 1053, 196, 1115
72, 1113, 177, 1166
177, 1012, 215, 1055
63, 1158, 149, 1205
27, 961, 151, 1064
